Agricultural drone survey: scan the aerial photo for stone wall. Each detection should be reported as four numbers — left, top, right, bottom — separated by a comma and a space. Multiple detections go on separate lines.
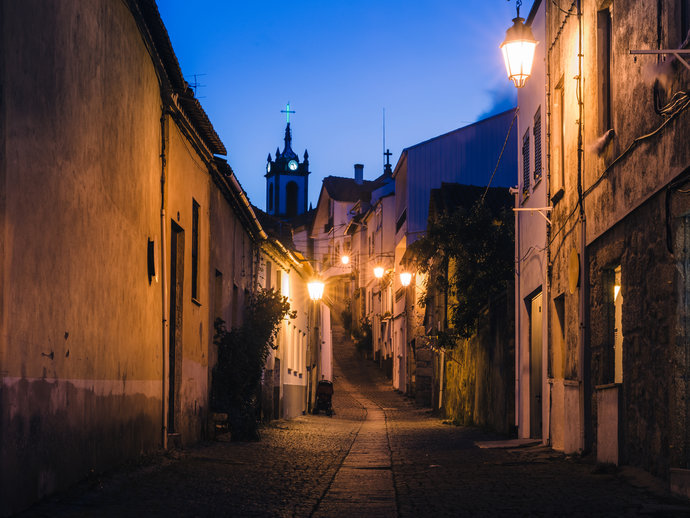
441, 289, 515, 435
588, 178, 690, 477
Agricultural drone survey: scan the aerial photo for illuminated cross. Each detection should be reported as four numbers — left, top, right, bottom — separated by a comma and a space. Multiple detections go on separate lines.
281, 102, 296, 124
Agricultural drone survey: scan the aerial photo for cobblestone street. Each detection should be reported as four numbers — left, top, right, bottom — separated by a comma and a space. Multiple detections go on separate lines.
19, 330, 690, 517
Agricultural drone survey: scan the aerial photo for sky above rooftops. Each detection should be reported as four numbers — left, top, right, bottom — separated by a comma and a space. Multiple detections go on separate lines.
157, 0, 519, 210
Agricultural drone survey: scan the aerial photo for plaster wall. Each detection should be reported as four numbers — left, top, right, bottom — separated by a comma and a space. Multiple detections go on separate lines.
165, 123, 213, 445
516, 0, 548, 441
0, 1, 163, 513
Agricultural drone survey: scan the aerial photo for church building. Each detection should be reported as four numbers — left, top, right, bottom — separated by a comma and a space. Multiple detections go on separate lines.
265, 104, 310, 219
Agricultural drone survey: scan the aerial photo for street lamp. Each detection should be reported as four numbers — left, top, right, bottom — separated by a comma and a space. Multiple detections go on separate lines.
307, 280, 325, 301
500, 0, 537, 88
341, 254, 350, 265
399, 271, 412, 287
373, 266, 385, 279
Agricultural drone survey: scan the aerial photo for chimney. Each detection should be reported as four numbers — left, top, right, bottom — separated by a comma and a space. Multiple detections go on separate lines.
354, 163, 364, 185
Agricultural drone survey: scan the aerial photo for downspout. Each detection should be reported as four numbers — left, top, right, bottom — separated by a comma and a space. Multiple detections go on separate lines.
545, 5, 553, 446
576, 0, 588, 452
160, 108, 170, 450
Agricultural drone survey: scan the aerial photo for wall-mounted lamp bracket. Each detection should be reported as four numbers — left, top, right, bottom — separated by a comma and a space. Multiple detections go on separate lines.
513, 207, 553, 225
630, 49, 690, 72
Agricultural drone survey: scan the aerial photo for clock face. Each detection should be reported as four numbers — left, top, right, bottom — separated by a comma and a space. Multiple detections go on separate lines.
288, 160, 298, 171
266, 162, 271, 173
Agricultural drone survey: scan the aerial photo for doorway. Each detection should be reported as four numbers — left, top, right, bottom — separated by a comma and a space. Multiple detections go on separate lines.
169, 221, 184, 434
530, 291, 543, 438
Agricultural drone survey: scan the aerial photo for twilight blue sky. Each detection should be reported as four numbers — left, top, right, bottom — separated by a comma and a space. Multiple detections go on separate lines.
157, 0, 519, 210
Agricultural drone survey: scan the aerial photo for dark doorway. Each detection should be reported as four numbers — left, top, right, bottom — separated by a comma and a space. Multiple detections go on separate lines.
530, 291, 543, 438
286, 181, 298, 217
169, 221, 185, 434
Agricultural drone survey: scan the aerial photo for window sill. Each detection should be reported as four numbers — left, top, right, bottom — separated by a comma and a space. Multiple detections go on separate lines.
191, 297, 202, 307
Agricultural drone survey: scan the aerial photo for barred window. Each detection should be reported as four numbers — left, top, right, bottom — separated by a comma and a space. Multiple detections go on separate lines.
522, 129, 530, 195
533, 107, 542, 183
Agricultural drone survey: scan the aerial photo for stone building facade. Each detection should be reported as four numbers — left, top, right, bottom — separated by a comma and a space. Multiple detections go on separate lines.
531, 0, 690, 483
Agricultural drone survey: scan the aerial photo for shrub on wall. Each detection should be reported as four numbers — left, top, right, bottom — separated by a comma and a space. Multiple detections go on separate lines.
211, 287, 295, 440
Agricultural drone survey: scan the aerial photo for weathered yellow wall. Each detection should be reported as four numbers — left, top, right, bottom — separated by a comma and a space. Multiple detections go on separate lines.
442, 292, 514, 435
165, 122, 212, 444
1, 1, 174, 514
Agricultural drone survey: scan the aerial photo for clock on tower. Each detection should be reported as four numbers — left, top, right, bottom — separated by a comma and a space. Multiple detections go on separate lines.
265, 103, 310, 219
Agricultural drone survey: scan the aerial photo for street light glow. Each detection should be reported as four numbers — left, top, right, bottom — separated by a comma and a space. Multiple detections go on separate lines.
374, 266, 385, 279
400, 272, 412, 287
308, 280, 325, 301
341, 254, 350, 265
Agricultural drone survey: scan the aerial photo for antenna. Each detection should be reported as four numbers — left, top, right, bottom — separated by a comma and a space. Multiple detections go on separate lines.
382, 108, 386, 173
187, 73, 207, 98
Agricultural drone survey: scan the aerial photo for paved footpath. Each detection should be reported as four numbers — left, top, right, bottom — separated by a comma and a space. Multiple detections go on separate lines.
19, 326, 690, 517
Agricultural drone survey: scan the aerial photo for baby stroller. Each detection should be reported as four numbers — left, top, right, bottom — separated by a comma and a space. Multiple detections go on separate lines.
313, 380, 334, 416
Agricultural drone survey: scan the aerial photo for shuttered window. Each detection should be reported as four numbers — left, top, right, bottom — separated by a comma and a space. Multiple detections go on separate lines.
522, 129, 530, 195
533, 107, 542, 183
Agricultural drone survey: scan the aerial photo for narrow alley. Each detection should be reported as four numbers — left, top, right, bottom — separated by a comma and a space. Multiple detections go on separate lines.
18, 325, 690, 517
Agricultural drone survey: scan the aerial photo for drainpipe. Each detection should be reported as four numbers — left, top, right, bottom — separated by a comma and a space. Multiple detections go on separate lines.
160, 109, 169, 450
576, 0, 588, 452
510, 186, 520, 435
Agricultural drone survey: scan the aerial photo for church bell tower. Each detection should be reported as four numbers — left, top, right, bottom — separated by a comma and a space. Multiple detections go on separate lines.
265, 103, 310, 219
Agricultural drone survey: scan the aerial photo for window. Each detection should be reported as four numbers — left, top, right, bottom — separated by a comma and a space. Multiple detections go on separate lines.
611, 265, 623, 383
533, 107, 542, 184
276, 268, 282, 295
522, 129, 530, 196
268, 183, 274, 212
191, 199, 200, 302
552, 78, 565, 201
214, 270, 223, 322
550, 293, 566, 379
286, 181, 298, 217
266, 261, 272, 290
597, 8, 612, 133
681, 0, 690, 46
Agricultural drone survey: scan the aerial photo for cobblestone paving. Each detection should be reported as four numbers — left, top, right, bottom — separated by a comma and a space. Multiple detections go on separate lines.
18, 325, 690, 517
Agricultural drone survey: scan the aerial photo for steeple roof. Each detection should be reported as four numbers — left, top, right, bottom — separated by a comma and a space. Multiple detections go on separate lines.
282, 123, 298, 160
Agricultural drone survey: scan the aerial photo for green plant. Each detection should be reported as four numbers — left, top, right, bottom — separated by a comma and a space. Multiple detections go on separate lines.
211, 287, 295, 440
409, 198, 513, 339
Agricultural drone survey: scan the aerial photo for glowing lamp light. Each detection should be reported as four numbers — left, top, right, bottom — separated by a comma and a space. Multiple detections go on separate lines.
400, 272, 412, 287
307, 280, 325, 301
614, 284, 621, 301
500, 15, 537, 88
341, 254, 350, 265
373, 266, 385, 279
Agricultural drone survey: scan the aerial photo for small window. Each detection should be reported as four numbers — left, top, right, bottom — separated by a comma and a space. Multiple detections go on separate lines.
552, 78, 565, 201
611, 265, 623, 384
191, 199, 200, 302
522, 129, 531, 196
681, 0, 690, 46
214, 270, 223, 322
266, 261, 272, 290
533, 107, 542, 184
268, 183, 274, 212
597, 8, 612, 133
